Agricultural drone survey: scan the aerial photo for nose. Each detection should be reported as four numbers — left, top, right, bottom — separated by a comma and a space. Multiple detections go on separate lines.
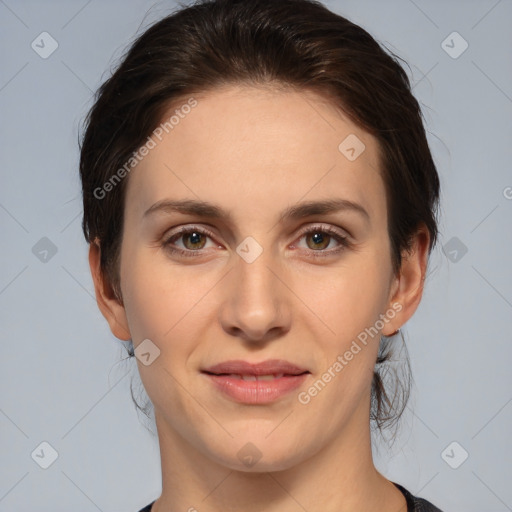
218, 243, 292, 345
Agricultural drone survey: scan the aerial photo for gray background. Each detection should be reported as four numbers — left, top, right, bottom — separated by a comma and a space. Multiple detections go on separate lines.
1, 0, 511, 510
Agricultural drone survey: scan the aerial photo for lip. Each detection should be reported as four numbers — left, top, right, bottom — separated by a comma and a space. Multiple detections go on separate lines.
202, 359, 309, 376
201, 359, 310, 404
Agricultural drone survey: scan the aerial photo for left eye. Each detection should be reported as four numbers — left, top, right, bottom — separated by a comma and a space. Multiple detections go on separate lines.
292, 226, 349, 254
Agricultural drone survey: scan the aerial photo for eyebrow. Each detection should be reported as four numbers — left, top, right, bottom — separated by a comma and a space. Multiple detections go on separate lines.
143, 198, 370, 224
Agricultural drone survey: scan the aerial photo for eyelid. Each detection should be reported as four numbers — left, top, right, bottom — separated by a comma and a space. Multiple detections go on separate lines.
163, 224, 222, 249
293, 223, 350, 242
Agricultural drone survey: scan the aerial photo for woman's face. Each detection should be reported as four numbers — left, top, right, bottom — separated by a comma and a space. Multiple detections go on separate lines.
96, 85, 423, 471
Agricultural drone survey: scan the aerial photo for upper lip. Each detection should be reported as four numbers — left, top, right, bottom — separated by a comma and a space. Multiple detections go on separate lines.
202, 359, 310, 376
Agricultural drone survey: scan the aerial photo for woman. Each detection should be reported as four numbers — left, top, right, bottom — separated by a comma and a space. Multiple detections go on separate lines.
80, 0, 444, 510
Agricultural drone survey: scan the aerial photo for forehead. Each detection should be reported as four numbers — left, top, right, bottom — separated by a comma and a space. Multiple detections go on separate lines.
124, 85, 386, 224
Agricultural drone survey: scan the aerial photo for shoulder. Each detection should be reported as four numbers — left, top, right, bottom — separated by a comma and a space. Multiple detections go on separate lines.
393, 482, 444, 512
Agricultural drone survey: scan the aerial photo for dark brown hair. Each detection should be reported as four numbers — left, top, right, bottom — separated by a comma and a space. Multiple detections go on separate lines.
79, 0, 440, 438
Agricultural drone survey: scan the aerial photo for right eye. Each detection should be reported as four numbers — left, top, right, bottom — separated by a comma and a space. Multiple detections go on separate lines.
162, 225, 222, 257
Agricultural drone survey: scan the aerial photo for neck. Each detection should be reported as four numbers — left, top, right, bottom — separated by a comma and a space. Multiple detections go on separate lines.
150, 403, 406, 512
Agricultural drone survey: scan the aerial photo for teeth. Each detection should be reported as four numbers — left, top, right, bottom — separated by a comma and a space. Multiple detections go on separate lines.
257, 374, 275, 381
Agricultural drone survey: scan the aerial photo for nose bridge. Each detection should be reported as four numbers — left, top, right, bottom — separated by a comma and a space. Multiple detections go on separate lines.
237, 242, 276, 299
220, 236, 290, 340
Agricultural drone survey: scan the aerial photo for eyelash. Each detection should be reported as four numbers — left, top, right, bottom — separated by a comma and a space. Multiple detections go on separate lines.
162, 224, 351, 258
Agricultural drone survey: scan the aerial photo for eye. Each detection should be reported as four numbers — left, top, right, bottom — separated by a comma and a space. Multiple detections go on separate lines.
292, 224, 351, 257
162, 225, 220, 257
162, 224, 351, 259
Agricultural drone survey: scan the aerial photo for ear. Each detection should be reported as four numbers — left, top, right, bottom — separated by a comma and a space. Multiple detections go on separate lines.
382, 224, 430, 336
88, 240, 131, 341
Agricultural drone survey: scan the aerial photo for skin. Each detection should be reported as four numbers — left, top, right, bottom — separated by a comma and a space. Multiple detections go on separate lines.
89, 85, 429, 512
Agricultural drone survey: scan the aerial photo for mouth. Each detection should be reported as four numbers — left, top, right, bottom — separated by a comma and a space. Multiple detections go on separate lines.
202, 358, 309, 376
207, 373, 293, 381
201, 359, 310, 404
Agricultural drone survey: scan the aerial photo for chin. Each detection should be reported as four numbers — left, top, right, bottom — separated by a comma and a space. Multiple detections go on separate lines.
205, 435, 307, 473
222, 452, 302, 474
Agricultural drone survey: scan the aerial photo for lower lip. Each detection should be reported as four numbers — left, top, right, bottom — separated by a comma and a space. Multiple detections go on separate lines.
203, 373, 309, 404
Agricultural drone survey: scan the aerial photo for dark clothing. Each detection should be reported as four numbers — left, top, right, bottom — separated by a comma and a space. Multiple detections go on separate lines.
137, 481, 443, 511
393, 482, 444, 511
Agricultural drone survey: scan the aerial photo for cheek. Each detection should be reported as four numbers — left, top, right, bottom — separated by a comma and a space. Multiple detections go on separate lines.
120, 252, 209, 407
120, 246, 217, 353
297, 252, 391, 347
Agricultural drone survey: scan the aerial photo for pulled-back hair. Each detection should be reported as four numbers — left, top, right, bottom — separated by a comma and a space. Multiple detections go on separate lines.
79, 0, 440, 438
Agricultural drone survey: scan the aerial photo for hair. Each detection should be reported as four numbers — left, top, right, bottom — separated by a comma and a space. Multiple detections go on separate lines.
79, 0, 440, 441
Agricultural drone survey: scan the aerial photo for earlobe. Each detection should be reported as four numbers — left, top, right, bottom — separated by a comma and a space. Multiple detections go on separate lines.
383, 226, 430, 336
88, 240, 131, 341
